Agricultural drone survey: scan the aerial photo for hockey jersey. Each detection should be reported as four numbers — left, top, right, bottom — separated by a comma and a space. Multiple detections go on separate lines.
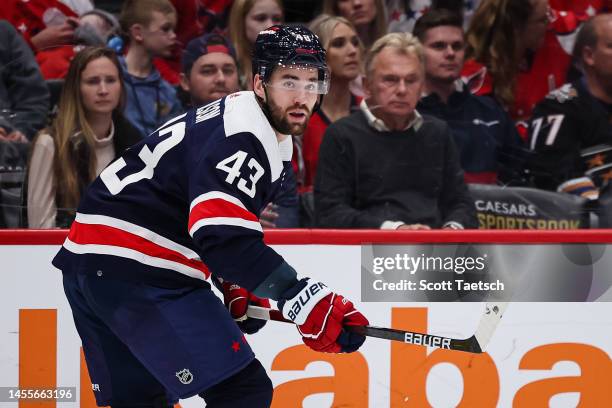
525, 80, 612, 191
52, 92, 291, 291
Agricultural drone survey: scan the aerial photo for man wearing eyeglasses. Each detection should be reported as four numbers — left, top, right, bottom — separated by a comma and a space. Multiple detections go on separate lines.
315, 31, 477, 230
414, 9, 524, 186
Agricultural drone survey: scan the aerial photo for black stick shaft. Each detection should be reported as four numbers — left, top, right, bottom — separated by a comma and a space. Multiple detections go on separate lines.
247, 306, 483, 353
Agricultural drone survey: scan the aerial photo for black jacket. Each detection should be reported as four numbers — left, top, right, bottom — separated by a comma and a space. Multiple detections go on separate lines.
0, 20, 49, 140
525, 79, 612, 190
418, 86, 524, 184
314, 111, 477, 229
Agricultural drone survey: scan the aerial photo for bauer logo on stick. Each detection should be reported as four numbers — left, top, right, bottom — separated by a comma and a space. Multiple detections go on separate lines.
404, 333, 451, 349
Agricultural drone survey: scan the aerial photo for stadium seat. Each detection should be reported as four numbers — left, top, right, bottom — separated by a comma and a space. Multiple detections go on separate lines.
0, 169, 26, 228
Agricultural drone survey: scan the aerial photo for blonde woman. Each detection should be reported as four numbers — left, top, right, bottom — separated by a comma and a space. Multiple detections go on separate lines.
322, 0, 387, 48
295, 14, 363, 192
228, 0, 283, 90
27, 47, 141, 228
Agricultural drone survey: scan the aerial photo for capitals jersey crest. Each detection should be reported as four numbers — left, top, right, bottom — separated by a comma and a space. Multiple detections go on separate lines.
52, 92, 291, 290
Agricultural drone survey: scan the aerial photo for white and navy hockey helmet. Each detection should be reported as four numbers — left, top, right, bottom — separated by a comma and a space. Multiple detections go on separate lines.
252, 25, 330, 94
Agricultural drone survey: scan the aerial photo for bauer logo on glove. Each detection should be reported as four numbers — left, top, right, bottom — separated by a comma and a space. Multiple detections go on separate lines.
284, 281, 330, 323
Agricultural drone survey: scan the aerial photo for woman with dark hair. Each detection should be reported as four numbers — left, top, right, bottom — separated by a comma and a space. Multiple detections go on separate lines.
462, 0, 555, 121
28, 46, 142, 228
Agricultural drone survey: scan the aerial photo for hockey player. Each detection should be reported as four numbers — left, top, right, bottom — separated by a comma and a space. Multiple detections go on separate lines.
53, 25, 368, 408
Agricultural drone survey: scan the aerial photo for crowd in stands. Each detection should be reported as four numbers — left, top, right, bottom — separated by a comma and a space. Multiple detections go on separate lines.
2, 0, 612, 230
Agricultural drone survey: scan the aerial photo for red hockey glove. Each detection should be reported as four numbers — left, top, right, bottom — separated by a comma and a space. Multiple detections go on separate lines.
278, 279, 369, 353
221, 281, 271, 334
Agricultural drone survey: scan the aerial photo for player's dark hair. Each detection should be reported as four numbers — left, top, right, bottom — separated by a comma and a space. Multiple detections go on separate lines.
413, 9, 464, 42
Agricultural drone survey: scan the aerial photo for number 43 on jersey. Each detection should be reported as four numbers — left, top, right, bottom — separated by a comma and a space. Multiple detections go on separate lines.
216, 151, 264, 198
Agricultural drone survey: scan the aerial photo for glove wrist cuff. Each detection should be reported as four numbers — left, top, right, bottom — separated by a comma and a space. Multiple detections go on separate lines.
281, 279, 331, 325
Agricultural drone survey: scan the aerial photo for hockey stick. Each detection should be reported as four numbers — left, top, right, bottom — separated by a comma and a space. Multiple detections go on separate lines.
246, 302, 508, 353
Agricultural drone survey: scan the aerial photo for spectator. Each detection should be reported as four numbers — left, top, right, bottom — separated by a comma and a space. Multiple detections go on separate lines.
0, 0, 80, 53
295, 14, 363, 192
314, 32, 476, 229
462, 0, 562, 124
414, 9, 524, 185
0, 20, 50, 144
322, 0, 387, 48
179, 33, 240, 108
36, 9, 120, 79
27, 47, 141, 228
118, 0, 183, 137
152, 0, 239, 86
198, 0, 235, 33
229, 0, 284, 90
0, 19, 50, 227
179, 32, 300, 228
386, 0, 480, 33
152, 0, 205, 86
525, 14, 612, 198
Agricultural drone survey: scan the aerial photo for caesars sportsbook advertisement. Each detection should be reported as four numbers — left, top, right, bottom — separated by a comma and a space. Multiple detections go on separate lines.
1, 230, 611, 407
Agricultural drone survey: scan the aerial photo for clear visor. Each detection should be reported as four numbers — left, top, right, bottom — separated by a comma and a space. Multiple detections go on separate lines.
262, 64, 330, 95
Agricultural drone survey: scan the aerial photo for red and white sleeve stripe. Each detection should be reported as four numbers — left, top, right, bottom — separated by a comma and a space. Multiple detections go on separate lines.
188, 191, 262, 237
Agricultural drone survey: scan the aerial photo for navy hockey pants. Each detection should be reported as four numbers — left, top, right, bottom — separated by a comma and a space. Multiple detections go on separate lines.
62, 269, 272, 407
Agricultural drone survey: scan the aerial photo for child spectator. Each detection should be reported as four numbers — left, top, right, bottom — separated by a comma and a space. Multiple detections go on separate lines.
118, 0, 183, 137
151, 0, 205, 86
27, 47, 141, 228
229, 0, 284, 90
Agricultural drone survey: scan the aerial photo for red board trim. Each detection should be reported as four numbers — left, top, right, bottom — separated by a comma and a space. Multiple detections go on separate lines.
1, 229, 612, 245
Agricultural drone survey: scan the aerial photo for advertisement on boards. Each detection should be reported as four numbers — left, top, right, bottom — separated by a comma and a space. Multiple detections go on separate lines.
1, 237, 611, 407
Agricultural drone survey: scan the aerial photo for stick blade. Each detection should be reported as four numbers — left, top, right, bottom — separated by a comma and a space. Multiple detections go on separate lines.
474, 302, 508, 352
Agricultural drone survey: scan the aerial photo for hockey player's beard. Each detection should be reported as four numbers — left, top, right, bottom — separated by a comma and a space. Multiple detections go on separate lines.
267, 98, 313, 135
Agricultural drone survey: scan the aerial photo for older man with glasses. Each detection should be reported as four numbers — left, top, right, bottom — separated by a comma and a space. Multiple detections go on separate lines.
314, 31, 477, 230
